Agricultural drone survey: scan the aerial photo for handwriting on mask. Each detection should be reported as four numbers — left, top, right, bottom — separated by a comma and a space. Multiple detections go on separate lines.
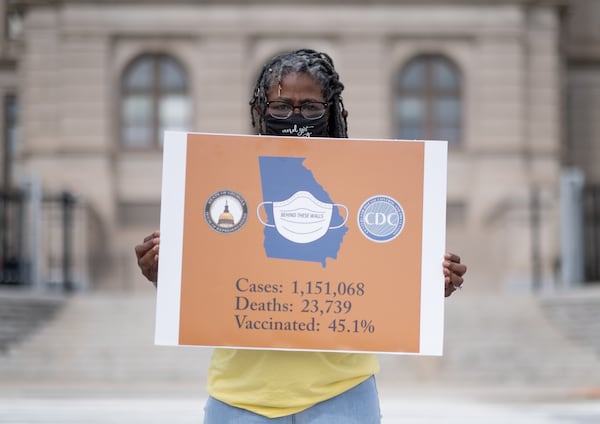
281, 124, 314, 137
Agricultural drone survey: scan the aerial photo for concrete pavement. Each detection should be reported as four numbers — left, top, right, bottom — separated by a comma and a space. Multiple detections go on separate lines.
0, 383, 599, 423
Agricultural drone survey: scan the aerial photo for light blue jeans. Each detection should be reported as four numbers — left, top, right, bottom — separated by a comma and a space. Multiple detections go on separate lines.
203, 375, 381, 423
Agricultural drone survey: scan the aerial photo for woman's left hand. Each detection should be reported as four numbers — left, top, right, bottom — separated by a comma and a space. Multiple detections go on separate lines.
444, 252, 467, 297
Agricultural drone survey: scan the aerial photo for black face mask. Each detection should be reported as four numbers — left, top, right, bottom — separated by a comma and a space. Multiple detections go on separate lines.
264, 114, 329, 138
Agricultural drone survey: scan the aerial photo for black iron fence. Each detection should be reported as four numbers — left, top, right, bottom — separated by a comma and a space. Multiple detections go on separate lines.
583, 184, 600, 282
0, 190, 25, 285
0, 189, 81, 291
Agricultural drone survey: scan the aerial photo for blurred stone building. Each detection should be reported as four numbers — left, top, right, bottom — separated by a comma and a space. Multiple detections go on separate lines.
0, 0, 598, 292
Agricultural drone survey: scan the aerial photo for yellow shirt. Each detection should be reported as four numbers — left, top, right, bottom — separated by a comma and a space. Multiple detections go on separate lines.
206, 349, 380, 418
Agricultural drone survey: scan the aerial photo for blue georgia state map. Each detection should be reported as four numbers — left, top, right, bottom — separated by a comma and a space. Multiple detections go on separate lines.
258, 156, 349, 267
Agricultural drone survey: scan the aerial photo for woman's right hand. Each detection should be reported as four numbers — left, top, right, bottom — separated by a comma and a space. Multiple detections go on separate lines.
134, 230, 160, 283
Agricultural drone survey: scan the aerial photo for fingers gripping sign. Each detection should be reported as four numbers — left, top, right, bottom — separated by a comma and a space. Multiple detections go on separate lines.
443, 252, 467, 297
135, 230, 160, 284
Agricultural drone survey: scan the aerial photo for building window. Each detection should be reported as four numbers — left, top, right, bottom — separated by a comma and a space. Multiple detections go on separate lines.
121, 54, 191, 148
394, 55, 462, 145
6, 8, 24, 40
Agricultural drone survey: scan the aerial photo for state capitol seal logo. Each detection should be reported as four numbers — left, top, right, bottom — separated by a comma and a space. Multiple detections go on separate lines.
204, 190, 248, 233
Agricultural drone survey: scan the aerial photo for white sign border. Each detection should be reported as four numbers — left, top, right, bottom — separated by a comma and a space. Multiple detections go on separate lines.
419, 141, 448, 355
154, 131, 187, 345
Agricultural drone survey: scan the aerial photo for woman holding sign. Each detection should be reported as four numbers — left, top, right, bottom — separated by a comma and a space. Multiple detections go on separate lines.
135, 49, 467, 424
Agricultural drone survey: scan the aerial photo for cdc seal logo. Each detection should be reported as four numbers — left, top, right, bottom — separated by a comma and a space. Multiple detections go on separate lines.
357, 195, 405, 243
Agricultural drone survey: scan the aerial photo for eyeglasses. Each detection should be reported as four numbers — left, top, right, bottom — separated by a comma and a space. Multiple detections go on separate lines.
266, 101, 328, 120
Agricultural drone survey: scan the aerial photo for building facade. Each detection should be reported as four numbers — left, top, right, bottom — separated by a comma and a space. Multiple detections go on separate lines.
1, 0, 598, 292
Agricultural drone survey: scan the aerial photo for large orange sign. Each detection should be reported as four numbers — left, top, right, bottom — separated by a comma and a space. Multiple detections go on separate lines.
155, 132, 447, 355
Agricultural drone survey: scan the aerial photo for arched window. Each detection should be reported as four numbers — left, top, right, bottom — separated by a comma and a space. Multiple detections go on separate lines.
121, 54, 191, 148
394, 55, 462, 145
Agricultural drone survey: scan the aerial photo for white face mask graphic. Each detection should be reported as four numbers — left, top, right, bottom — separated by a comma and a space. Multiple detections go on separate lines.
257, 191, 348, 244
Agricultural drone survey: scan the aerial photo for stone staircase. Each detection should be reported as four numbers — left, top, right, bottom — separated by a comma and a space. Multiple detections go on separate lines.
0, 290, 211, 384
540, 287, 600, 356
375, 292, 600, 391
1, 287, 599, 393
0, 290, 64, 353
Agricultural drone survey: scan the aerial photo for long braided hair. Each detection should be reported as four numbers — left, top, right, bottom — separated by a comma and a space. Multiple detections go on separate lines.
249, 49, 349, 138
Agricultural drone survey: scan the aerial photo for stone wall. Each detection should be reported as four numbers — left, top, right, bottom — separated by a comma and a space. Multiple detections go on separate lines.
12, 1, 567, 291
